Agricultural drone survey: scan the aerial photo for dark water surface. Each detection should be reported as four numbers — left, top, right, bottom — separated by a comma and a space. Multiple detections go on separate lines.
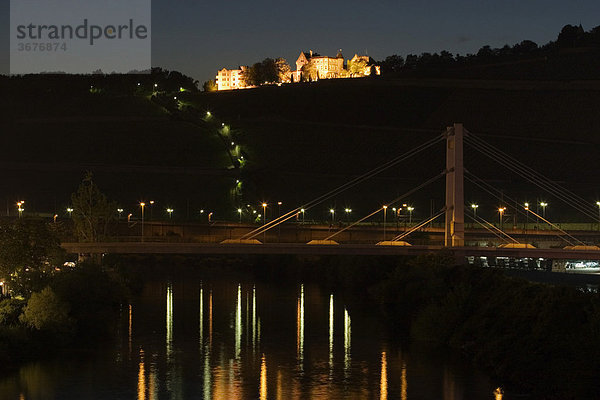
0, 278, 502, 399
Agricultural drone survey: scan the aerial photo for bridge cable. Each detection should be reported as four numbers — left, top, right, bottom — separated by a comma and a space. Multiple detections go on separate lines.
465, 173, 579, 246
391, 209, 445, 242
240, 134, 445, 240
465, 135, 598, 220
323, 171, 447, 241
464, 135, 596, 218
465, 139, 599, 223
524, 208, 583, 246
464, 133, 599, 221
464, 210, 519, 245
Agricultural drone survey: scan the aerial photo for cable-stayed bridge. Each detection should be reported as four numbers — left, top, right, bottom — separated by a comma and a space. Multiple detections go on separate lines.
63, 124, 600, 270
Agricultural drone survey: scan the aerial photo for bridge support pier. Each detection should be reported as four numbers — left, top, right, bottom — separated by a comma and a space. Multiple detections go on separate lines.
445, 123, 465, 247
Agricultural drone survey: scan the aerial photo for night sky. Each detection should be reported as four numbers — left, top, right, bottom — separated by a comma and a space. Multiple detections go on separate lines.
1, 0, 599, 82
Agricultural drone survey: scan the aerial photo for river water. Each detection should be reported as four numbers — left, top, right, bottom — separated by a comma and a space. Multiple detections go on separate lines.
0, 277, 501, 399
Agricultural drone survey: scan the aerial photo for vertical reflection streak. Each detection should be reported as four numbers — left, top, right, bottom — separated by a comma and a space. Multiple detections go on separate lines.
137, 349, 146, 400
209, 290, 213, 347
329, 294, 334, 374
380, 351, 387, 400
203, 345, 211, 400
235, 284, 242, 359
276, 369, 282, 400
128, 304, 133, 357
297, 284, 304, 368
401, 361, 407, 400
344, 307, 351, 376
148, 362, 158, 400
166, 284, 173, 357
259, 354, 267, 400
199, 286, 203, 351
252, 285, 257, 353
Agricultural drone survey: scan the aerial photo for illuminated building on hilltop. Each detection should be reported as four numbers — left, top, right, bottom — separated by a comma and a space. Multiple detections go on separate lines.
215, 66, 249, 91
292, 50, 345, 82
214, 49, 380, 90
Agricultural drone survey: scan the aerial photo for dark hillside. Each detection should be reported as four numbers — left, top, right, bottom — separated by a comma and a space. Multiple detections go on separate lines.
0, 76, 234, 217
2, 73, 600, 223
191, 77, 600, 221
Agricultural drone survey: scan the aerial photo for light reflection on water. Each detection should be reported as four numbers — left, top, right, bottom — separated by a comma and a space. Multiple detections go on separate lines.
0, 279, 498, 399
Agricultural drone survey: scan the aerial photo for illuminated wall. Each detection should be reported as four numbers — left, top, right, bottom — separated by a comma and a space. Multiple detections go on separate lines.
215, 67, 248, 91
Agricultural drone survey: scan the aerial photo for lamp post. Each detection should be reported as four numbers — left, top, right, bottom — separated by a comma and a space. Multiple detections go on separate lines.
262, 203, 267, 242
330, 209, 335, 224
407, 206, 414, 225
498, 207, 506, 229
208, 212, 213, 223
140, 202, 145, 242
383, 205, 388, 241
117, 208, 124, 220
238, 208, 243, 223
540, 202, 548, 218
167, 208, 174, 219
277, 202, 282, 242
66, 207, 73, 218
471, 204, 478, 219
344, 208, 352, 222
301, 208, 305, 224
149, 200, 155, 221
16, 201, 25, 218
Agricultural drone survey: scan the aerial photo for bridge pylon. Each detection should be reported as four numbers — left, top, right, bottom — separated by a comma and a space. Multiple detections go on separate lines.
445, 123, 465, 247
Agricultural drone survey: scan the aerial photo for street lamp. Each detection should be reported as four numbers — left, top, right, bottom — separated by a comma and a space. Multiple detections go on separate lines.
540, 202, 548, 218
16, 201, 25, 218
53, 214, 58, 223
407, 206, 414, 224
140, 202, 146, 242
167, 208, 174, 219
344, 208, 352, 222
330, 208, 335, 224
471, 204, 479, 219
127, 213, 132, 223
498, 207, 506, 229
117, 208, 124, 220
301, 208, 305, 224
66, 207, 73, 218
382, 205, 388, 241
149, 200, 155, 221
208, 212, 213, 223
238, 208, 243, 223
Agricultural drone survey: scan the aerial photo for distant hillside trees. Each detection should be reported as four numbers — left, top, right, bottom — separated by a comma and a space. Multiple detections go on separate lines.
203, 79, 217, 92
378, 24, 600, 78
275, 58, 292, 83
243, 58, 291, 85
71, 172, 116, 243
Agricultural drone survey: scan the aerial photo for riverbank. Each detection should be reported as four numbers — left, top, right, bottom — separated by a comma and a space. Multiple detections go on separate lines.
0, 262, 127, 373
